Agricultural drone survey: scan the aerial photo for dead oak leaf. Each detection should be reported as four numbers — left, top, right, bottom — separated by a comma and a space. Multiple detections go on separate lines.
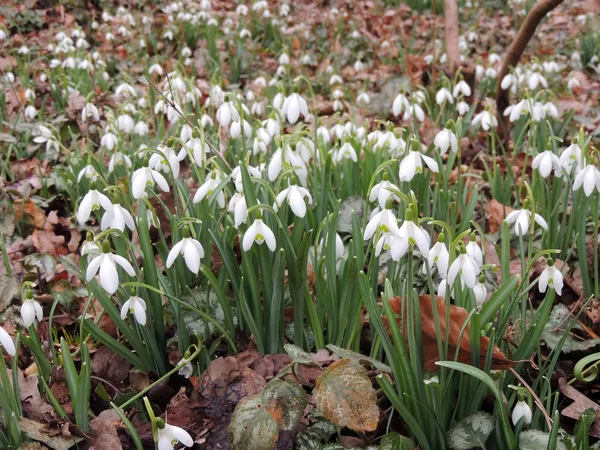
313, 359, 379, 433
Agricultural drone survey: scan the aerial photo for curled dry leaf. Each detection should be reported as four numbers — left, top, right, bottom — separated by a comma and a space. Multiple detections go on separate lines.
384, 296, 516, 371
313, 359, 379, 433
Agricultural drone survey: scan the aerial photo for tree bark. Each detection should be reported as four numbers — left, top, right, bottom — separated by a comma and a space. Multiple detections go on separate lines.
443, 0, 460, 74
495, 0, 566, 135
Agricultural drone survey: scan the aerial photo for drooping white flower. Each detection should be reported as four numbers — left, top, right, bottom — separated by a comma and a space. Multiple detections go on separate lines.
433, 127, 458, 155
505, 98, 545, 122
447, 246, 480, 289
134, 121, 149, 136
77, 184, 112, 225
232, 165, 262, 192
77, 164, 98, 183
157, 422, 193, 450
0, 326, 15, 357
456, 101, 470, 116
505, 202, 548, 236
364, 206, 399, 241
101, 198, 135, 232
472, 110, 497, 131
21, 290, 43, 328
117, 114, 135, 134
242, 216, 276, 252
166, 230, 205, 274
512, 398, 532, 426
193, 171, 225, 207
392, 93, 409, 116
473, 275, 487, 308
108, 152, 132, 173
24, 105, 37, 120
391, 209, 430, 260
216, 101, 240, 127
559, 143, 583, 175
573, 159, 600, 197
538, 258, 563, 296
86, 242, 136, 295
268, 147, 307, 184
369, 176, 400, 209
398, 149, 439, 182
532, 150, 561, 178
435, 88, 454, 105
100, 131, 118, 150
148, 145, 186, 179
281, 92, 309, 124
121, 293, 147, 325
332, 142, 358, 165
427, 234, 449, 277
131, 160, 171, 199
81, 102, 100, 122
275, 185, 313, 218
465, 233, 483, 267
228, 192, 248, 227
453, 80, 472, 97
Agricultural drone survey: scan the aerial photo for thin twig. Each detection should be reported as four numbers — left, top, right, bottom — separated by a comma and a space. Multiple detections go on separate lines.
509, 367, 553, 430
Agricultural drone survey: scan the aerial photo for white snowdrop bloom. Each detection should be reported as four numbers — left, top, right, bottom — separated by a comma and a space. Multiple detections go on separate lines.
357, 92, 370, 106
115, 82, 136, 97
399, 150, 439, 182
108, 152, 132, 173
77, 164, 98, 183
134, 121, 149, 136
525, 71, 547, 90
157, 422, 193, 450
532, 150, 560, 178
162, 29, 174, 40
332, 142, 358, 165
472, 110, 497, 131
21, 291, 43, 328
488, 53, 501, 64
131, 162, 171, 199
251, 101, 264, 116
185, 137, 209, 167
281, 93, 309, 124
232, 165, 262, 192
512, 399, 532, 426
268, 147, 307, 183
275, 185, 313, 218
500, 73, 518, 91
81, 103, 100, 122
435, 88, 454, 105
369, 177, 400, 209
434, 127, 458, 155
504, 202, 548, 236
427, 237, 449, 277
403, 103, 425, 122
278, 53, 290, 65
542, 61, 560, 73
166, 232, 205, 274
354, 60, 365, 72
77, 185, 112, 225
121, 294, 147, 325
193, 171, 225, 208
272, 92, 285, 111
149, 63, 164, 76
230, 119, 252, 139
263, 118, 280, 138
392, 94, 410, 116
149, 145, 186, 179
86, 243, 136, 295
81, 235, 101, 257
573, 160, 600, 197
559, 143, 583, 175
216, 101, 240, 127
62, 57, 76, 69
243, 217, 276, 252
391, 210, 431, 260
101, 131, 118, 150
465, 234, 483, 267
0, 28, 7, 41
485, 67, 497, 78
329, 74, 343, 85
24, 105, 37, 120
543, 102, 559, 119
280, 3, 290, 15
0, 326, 15, 357
101, 200, 135, 232
437, 279, 448, 298
154, 100, 166, 116
466, 31, 478, 42
228, 192, 248, 227
364, 206, 399, 241
236, 4, 248, 14
506, 98, 545, 122
538, 258, 563, 295
374, 231, 398, 257
453, 80, 472, 97
474, 275, 487, 308
18, 45, 30, 55
447, 247, 480, 289
567, 76, 581, 91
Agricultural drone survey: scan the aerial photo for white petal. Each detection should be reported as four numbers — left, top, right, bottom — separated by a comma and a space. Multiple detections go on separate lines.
21, 302, 35, 327
0, 326, 16, 356
184, 240, 201, 274
99, 257, 119, 294
288, 188, 307, 218
242, 222, 259, 251
86, 254, 104, 281
166, 241, 184, 268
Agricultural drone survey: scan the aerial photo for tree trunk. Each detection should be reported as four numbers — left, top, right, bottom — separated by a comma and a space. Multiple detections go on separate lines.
495, 0, 566, 136
443, 0, 460, 74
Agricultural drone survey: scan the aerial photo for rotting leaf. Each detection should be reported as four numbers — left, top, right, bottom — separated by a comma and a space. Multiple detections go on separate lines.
19, 418, 83, 450
326, 344, 391, 373
284, 343, 319, 365
541, 304, 600, 353
263, 380, 307, 430
0, 274, 19, 312
447, 411, 494, 449
378, 432, 415, 450
384, 296, 516, 371
229, 394, 279, 450
518, 430, 567, 450
337, 196, 366, 234
558, 377, 600, 437
313, 359, 379, 432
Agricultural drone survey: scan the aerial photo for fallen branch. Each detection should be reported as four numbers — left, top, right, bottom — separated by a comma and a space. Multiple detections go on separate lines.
495, 0, 566, 135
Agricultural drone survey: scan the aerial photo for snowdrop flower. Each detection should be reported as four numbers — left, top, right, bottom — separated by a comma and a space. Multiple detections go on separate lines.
121, 291, 147, 325
391, 209, 430, 260
275, 184, 313, 218
369, 174, 400, 209
448, 245, 480, 289
77, 164, 98, 183
329, 74, 343, 85
242, 214, 276, 252
392, 93, 410, 116
101, 196, 135, 232
268, 147, 306, 183
81, 102, 100, 122
149, 63, 164, 76
465, 233, 483, 267
166, 228, 205, 274
505, 98, 545, 122
230, 119, 252, 139
24, 105, 37, 120
567, 76, 581, 91
134, 121, 149, 136
512, 397, 532, 426
117, 115, 135, 134
538, 258, 563, 295
364, 205, 399, 241
228, 192, 248, 227
149, 145, 186, 178
281, 92, 309, 124
427, 232, 449, 277
157, 421, 193, 450
435, 87, 454, 105
504, 200, 548, 236
131, 159, 170, 199
399, 148, 439, 182
21, 289, 43, 328
357, 92, 370, 106
115, 82, 136, 97
501, 73, 519, 92
456, 101, 470, 116
77, 183, 112, 224
473, 274, 487, 308
559, 143, 583, 175
525, 71, 547, 90
216, 101, 240, 127
108, 152, 132, 173
453, 80, 471, 97
86, 241, 136, 295
193, 171, 225, 207
101, 131, 118, 150
232, 165, 262, 192
332, 142, 358, 165
81, 232, 101, 256
0, 326, 15, 357
434, 125, 458, 155
532, 150, 561, 178
472, 109, 497, 131
573, 158, 600, 197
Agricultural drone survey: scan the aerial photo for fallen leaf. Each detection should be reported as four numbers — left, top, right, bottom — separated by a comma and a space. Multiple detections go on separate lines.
313, 359, 379, 432
558, 377, 600, 437
486, 199, 513, 234
385, 296, 516, 371
541, 304, 600, 353
89, 410, 123, 450
19, 418, 83, 450
14, 199, 46, 229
